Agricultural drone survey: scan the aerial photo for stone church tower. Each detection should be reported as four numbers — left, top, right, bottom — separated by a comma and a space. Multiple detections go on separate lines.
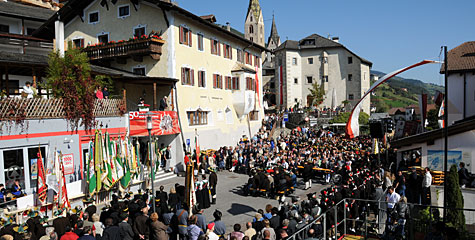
245, 0, 265, 47
266, 15, 281, 51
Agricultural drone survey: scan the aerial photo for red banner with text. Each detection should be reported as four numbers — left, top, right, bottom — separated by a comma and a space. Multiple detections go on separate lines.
129, 111, 181, 136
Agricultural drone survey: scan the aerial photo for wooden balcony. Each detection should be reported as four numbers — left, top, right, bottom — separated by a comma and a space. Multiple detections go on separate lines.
83, 38, 165, 62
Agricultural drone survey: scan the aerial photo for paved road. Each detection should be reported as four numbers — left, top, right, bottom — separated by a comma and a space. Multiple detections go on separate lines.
156, 170, 326, 233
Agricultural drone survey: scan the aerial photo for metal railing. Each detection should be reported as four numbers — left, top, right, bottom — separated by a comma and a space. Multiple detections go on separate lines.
287, 197, 475, 240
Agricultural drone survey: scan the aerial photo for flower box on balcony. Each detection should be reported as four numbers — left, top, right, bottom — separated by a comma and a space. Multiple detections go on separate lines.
83, 38, 165, 61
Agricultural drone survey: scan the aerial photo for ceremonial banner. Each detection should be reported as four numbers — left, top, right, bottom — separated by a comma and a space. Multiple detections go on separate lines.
37, 149, 47, 205
61, 154, 74, 175
87, 141, 97, 195
346, 60, 437, 138
129, 111, 181, 137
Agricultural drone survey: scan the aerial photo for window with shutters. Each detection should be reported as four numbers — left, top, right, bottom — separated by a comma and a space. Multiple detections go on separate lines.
232, 77, 240, 90
181, 67, 194, 86
223, 44, 232, 59
197, 33, 204, 51
245, 52, 252, 65
198, 70, 206, 88
211, 39, 220, 55
213, 74, 223, 89
254, 56, 259, 67
72, 38, 84, 49
237, 49, 243, 63
179, 26, 192, 47
187, 110, 208, 126
246, 77, 255, 91
225, 76, 233, 90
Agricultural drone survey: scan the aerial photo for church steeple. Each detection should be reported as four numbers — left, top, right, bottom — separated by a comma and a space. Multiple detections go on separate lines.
244, 0, 265, 47
266, 14, 281, 50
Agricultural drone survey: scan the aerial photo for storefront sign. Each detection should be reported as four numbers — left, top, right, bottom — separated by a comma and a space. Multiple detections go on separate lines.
62, 154, 74, 175
129, 111, 181, 136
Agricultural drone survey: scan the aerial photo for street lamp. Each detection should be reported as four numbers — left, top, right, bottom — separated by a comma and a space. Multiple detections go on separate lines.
146, 113, 156, 213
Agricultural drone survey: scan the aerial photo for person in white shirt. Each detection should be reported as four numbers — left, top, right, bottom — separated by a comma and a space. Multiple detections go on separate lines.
386, 186, 401, 209
22, 81, 34, 98
422, 167, 432, 205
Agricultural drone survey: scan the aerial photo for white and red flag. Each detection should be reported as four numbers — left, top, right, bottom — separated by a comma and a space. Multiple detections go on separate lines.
346, 60, 437, 138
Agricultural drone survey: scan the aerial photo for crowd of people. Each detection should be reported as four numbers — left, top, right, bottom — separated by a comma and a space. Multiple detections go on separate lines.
0, 113, 460, 240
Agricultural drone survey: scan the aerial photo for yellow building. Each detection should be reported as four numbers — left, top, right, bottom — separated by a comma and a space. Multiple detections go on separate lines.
35, 0, 267, 167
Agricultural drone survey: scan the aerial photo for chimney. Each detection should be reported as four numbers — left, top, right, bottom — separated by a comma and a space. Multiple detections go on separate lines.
331, 37, 339, 43
226, 22, 231, 32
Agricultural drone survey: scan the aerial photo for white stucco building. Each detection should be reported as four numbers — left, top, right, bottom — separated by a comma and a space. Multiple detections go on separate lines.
273, 34, 372, 113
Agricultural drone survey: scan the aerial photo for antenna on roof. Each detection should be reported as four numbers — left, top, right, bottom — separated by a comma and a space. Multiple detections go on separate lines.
327, 33, 332, 39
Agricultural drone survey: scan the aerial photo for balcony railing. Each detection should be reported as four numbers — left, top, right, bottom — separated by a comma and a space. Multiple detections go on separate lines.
0, 98, 126, 120
83, 38, 165, 61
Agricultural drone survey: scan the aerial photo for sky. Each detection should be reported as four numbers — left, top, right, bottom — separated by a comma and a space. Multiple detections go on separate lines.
177, 0, 475, 86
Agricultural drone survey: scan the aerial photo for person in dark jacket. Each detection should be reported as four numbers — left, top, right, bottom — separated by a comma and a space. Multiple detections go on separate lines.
133, 204, 150, 240
212, 210, 226, 236
119, 213, 134, 240
78, 226, 95, 240
303, 161, 313, 190
209, 170, 218, 204
459, 162, 471, 188
102, 218, 120, 240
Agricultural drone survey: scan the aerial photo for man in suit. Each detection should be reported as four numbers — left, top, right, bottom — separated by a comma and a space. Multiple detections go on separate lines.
102, 218, 121, 240
209, 169, 218, 204
119, 213, 134, 240
133, 203, 150, 240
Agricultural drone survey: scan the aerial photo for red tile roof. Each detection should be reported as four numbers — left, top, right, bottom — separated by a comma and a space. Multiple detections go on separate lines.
441, 41, 475, 73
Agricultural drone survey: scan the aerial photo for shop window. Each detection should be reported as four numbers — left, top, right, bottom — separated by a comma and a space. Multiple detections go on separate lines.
3, 149, 25, 189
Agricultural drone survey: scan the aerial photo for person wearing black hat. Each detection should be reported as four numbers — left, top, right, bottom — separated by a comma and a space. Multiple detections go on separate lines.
208, 169, 218, 205
156, 186, 168, 214
133, 203, 149, 240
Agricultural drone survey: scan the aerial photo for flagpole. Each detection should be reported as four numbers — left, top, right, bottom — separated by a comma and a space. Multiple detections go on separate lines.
443, 46, 448, 222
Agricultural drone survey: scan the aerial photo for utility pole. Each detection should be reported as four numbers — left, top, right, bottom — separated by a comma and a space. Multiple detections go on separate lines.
443, 46, 448, 222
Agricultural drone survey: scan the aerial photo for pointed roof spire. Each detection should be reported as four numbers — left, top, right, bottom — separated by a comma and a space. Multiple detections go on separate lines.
247, 0, 261, 20
270, 14, 278, 38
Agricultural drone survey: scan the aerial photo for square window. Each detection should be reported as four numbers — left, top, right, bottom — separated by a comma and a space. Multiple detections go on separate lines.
89, 12, 99, 24
308, 58, 313, 64
118, 5, 130, 18
180, 26, 192, 47
98, 34, 109, 44
0, 24, 9, 33
348, 56, 353, 64
292, 58, 297, 65
348, 74, 353, 81
307, 76, 313, 84
133, 67, 146, 76
348, 94, 354, 100
134, 27, 145, 37
181, 67, 194, 86
294, 78, 298, 84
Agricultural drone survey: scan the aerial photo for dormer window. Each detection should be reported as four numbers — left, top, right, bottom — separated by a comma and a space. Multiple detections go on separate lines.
303, 39, 315, 45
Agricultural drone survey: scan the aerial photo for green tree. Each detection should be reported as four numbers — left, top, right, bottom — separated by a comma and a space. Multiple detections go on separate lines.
45, 48, 109, 132
446, 164, 465, 231
426, 108, 439, 131
329, 111, 369, 126
308, 83, 325, 107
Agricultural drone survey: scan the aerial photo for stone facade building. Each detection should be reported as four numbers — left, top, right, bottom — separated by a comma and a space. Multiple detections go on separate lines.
274, 34, 372, 113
